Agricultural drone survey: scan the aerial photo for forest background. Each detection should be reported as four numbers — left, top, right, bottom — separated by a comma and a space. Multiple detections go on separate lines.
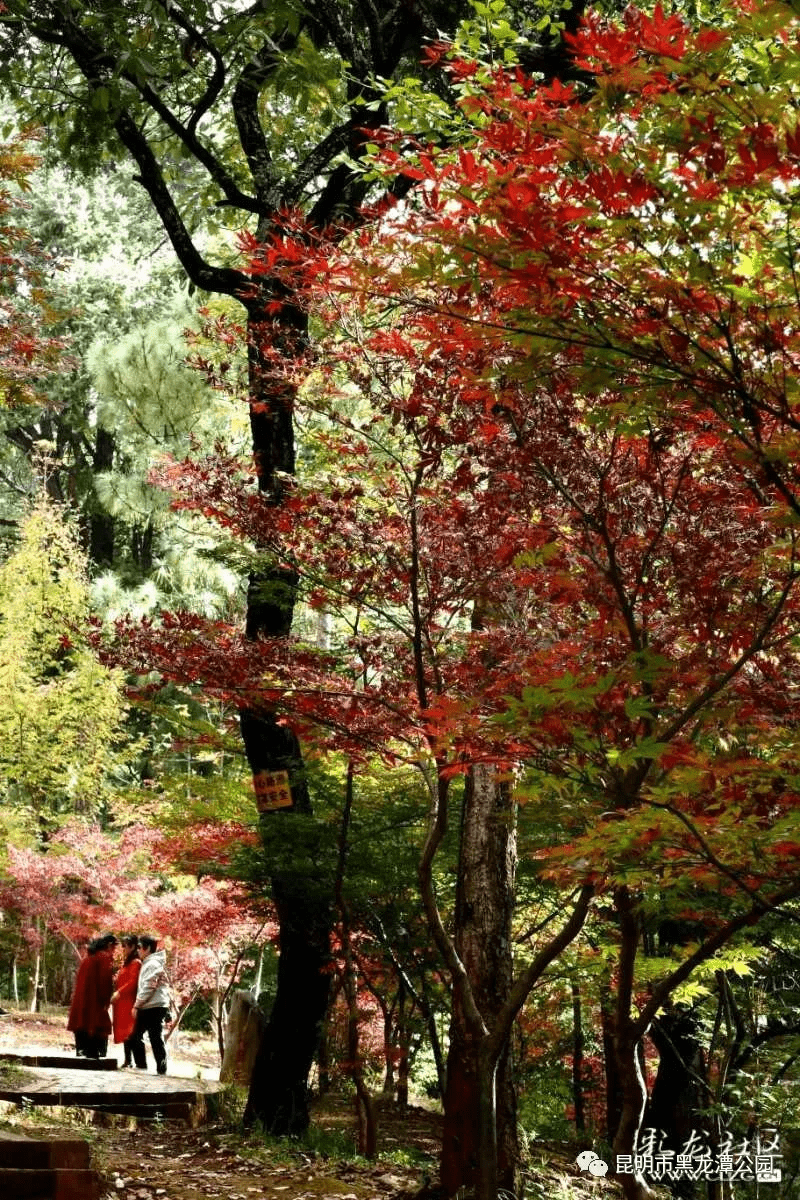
0, 2, 799, 1200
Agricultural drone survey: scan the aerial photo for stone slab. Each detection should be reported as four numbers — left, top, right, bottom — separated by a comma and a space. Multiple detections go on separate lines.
1, 1053, 117, 1071
0, 1063, 220, 1124
0, 1086, 197, 1104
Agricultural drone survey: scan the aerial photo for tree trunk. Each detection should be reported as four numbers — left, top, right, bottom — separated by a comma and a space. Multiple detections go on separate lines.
601, 979, 623, 1145
335, 763, 377, 1158
342, 952, 377, 1157
241, 301, 333, 1134
212, 988, 226, 1063
317, 976, 342, 1097
440, 765, 518, 1198
613, 1035, 658, 1200
610, 888, 657, 1200
243, 867, 332, 1133
131, 520, 153, 573
646, 1008, 708, 1152
29, 950, 40, 1014
421, 976, 447, 1101
397, 988, 411, 1109
572, 982, 586, 1134
89, 426, 115, 566
380, 993, 396, 1098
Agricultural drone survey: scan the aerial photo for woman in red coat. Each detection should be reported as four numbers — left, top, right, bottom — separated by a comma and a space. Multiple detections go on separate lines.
66, 937, 96, 1056
111, 935, 141, 1067
67, 933, 117, 1058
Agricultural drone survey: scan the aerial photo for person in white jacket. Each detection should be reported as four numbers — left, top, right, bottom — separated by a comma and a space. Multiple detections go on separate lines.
130, 936, 170, 1075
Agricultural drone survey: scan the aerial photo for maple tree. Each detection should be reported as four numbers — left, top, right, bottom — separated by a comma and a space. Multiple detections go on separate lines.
0, 131, 64, 408
0, 820, 156, 1009
118, 2, 800, 1197
0, 817, 274, 1046
0, 0, 593, 1136
0, 821, 157, 951
0, 0, 464, 1135
143, 877, 276, 1059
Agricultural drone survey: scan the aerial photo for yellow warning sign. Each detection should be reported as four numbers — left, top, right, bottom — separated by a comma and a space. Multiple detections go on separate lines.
254, 769, 293, 812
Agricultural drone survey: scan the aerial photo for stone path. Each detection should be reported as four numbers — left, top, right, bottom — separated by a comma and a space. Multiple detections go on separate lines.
0, 1053, 221, 1125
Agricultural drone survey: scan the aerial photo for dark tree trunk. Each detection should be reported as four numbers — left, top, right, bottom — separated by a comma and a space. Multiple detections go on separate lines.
241, 302, 332, 1134
646, 1008, 708, 1151
131, 520, 153, 573
316, 973, 343, 1097
601, 979, 624, 1145
440, 766, 518, 1198
643, 1010, 709, 1200
379, 990, 396, 1097
243, 868, 332, 1132
609, 888, 658, 1200
613, 1035, 658, 1200
572, 982, 586, 1134
396, 986, 411, 1109
89, 426, 115, 566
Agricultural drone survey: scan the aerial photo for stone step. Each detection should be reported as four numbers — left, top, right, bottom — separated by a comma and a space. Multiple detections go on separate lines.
0, 1137, 90, 1169
0, 1085, 198, 1106
0, 1166, 100, 1199
0, 1138, 99, 1200
1, 1053, 117, 1071
92, 1100, 198, 1122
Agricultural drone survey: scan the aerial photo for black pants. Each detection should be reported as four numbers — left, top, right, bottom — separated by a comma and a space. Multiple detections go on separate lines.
76, 1031, 108, 1059
129, 1007, 168, 1073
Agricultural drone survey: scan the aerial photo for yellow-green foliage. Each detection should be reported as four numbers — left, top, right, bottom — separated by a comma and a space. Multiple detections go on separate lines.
0, 497, 128, 834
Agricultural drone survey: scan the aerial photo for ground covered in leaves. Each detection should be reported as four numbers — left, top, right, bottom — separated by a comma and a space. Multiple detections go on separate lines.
0, 1009, 619, 1200
91, 1102, 441, 1200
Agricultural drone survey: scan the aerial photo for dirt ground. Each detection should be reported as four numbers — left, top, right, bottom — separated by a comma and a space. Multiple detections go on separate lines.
0, 1009, 441, 1200
0, 1009, 611, 1200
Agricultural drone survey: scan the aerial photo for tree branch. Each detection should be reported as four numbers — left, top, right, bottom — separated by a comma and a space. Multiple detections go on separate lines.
634, 883, 800, 1040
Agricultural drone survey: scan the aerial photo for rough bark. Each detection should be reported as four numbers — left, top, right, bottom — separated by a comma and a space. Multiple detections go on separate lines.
441, 765, 518, 1198
243, 866, 332, 1132
600, 978, 623, 1145
238, 701, 332, 1131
